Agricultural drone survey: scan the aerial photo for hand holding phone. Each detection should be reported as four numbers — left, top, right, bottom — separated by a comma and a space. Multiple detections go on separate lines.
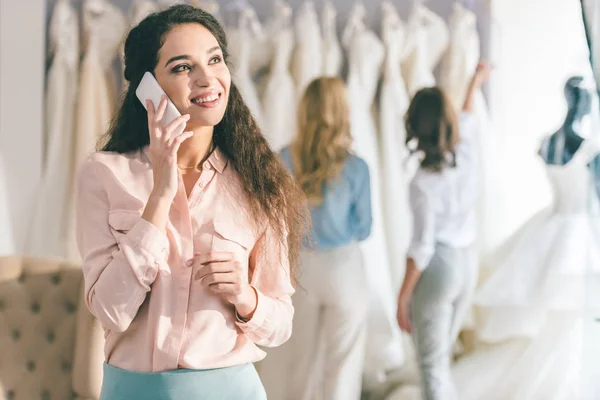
136, 71, 181, 126
138, 72, 193, 203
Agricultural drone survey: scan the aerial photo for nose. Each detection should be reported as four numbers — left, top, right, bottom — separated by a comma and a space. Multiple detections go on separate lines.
191, 64, 212, 88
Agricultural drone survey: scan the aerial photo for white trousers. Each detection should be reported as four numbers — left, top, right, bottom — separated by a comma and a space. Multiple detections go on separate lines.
410, 243, 478, 400
259, 243, 368, 400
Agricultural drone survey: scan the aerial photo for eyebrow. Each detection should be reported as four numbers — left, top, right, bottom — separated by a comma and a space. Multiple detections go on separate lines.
164, 46, 222, 67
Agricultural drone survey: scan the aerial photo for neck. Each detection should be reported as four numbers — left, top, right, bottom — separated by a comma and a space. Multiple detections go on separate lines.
177, 125, 215, 169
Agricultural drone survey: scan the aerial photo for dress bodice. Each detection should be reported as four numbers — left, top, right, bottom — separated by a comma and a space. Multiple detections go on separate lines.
545, 138, 600, 213
343, 4, 384, 104
83, 0, 126, 69
49, 0, 79, 70
440, 3, 480, 111
322, 1, 343, 77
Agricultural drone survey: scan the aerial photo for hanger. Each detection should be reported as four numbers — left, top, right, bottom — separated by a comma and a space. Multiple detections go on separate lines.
271, 0, 292, 31
342, 1, 366, 48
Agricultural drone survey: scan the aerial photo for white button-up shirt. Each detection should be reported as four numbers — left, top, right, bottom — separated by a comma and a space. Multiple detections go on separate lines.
407, 113, 479, 270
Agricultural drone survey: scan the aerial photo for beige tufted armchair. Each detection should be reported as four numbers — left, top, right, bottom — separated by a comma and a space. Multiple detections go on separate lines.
0, 256, 104, 400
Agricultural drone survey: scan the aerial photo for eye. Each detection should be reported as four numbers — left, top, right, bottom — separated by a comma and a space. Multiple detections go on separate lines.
209, 56, 222, 65
172, 64, 191, 73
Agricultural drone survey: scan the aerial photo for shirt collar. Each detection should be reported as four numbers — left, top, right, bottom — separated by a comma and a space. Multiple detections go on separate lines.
142, 146, 228, 173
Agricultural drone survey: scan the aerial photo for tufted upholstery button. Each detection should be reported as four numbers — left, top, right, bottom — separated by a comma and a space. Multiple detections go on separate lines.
26, 360, 36, 372
18, 274, 25, 283
61, 360, 72, 372
41, 389, 51, 400
65, 301, 76, 314
50, 273, 62, 285
31, 302, 41, 314
47, 330, 55, 343
7, 390, 14, 400
11, 329, 21, 341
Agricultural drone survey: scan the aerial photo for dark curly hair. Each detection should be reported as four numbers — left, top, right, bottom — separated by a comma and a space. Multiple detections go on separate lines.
98, 5, 309, 283
405, 87, 459, 172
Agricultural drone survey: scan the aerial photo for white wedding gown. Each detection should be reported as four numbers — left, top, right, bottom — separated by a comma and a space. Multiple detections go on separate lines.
343, 3, 405, 386
379, 1, 412, 289
452, 138, 600, 400
227, 7, 264, 128
321, 1, 343, 77
292, 1, 322, 96
67, 0, 126, 261
401, 4, 449, 97
26, 0, 79, 260
261, 2, 296, 152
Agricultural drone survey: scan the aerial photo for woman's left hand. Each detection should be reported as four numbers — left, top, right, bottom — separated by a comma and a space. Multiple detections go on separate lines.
190, 251, 258, 318
397, 294, 412, 333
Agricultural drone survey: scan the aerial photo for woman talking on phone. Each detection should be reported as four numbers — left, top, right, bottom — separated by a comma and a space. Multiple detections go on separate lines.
75, 5, 308, 400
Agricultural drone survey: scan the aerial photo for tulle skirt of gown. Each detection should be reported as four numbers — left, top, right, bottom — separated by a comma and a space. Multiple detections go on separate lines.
453, 208, 600, 400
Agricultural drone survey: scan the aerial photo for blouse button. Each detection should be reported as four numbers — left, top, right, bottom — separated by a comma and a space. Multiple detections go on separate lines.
204, 162, 211, 170
198, 181, 205, 188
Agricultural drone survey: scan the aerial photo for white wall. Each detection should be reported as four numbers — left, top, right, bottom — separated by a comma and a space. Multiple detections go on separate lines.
0, 0, 46, 254
487, 0, 595, 245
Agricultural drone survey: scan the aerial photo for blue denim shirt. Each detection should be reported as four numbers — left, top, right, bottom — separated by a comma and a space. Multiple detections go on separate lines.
280, 147, 372, 250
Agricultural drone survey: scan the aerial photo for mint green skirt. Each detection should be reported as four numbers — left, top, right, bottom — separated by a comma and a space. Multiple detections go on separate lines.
99, 362, 266, 400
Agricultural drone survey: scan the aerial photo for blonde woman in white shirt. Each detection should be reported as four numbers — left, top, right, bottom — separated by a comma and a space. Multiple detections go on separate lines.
396, 62, 490, 400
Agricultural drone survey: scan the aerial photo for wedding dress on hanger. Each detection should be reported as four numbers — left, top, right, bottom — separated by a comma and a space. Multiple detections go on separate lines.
227, 6, 265, 128
131, 0, 159, 25
119, 0, 159, 91
321, 1, 343, 77
292, 1, 322, 96
401, 3, 449, 97
67, 0, 126, 261
379, 1, 412, 289
452, 138, 600, 400
441, 2, 501, 265
26, 0, 79, 260
261, 0, 296, 151
343, 2, 405, 387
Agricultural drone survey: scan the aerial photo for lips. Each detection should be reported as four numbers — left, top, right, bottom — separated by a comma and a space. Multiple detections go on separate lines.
190, 92, 222, 108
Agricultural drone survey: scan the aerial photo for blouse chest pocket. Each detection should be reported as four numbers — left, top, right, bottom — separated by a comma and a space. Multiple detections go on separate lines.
212, 220, 256, 256
108, 210, 142, 242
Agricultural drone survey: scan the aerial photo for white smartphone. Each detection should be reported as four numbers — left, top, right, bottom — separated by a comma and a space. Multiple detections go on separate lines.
136, 71, 181, 126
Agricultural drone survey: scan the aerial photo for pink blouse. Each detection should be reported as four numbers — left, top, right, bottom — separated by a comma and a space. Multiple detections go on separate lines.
76, 147, 294, 373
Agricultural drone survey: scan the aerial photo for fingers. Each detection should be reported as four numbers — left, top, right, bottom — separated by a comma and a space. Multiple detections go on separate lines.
164, 114, 191, 135
194, 251, 236, 266
199, 272, 238, 287
194, 262, 234, 280
155, 95, 168, 123
146, 99, 155, 125
170, 131, 194, 153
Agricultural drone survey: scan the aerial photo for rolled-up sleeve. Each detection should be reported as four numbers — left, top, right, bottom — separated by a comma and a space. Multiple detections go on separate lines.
407, 182, 436, 271
76, 157, 169, 332
235, 223, 295, 347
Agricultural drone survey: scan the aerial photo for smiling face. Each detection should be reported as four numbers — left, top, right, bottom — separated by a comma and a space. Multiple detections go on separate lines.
154, 23, 231, 129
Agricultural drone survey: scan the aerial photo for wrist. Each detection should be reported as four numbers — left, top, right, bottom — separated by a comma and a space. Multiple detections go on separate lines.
234, 285, 258, 320
148, 190, 174, 206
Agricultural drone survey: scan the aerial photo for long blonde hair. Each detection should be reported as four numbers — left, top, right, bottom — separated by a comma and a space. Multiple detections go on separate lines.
291, 77, 352, 206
